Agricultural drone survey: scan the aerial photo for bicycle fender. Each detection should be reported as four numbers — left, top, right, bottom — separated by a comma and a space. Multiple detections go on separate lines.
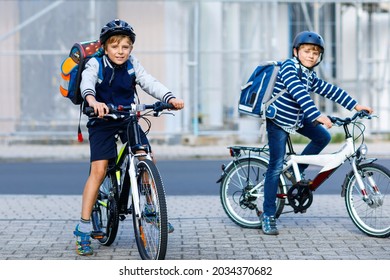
216, 171, 226, 183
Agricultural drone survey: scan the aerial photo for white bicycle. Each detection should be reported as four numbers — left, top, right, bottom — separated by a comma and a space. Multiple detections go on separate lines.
217, 111, 390, 238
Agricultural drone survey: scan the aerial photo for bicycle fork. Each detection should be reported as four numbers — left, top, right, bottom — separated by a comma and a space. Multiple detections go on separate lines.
348, 158, 383, 208
129, 155, 142, 218
128, 152, 151, 218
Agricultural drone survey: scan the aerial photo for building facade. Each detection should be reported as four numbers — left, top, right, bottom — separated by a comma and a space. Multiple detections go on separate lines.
0, 0, 389, 144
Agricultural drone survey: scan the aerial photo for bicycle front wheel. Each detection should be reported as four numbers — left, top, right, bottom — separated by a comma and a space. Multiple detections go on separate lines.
220, 157, 286, 228
344, 163, 390, 238
132, 159, 168, 260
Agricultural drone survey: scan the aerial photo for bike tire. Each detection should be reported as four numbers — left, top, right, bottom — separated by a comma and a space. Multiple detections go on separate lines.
220, 157, 286, 228
91, 172, 120, 246
344, 162, 390, 238
132, 159, 168, 260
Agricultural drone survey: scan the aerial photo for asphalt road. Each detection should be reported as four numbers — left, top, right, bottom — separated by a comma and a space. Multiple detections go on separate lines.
1, 159, 390, 196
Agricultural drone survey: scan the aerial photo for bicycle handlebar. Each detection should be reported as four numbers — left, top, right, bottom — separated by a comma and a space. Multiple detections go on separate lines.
328, 110, 372, 126
84, 101, 174, 118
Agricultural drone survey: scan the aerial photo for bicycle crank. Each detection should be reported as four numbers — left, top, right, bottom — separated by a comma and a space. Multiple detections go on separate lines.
287, 180, 313, 213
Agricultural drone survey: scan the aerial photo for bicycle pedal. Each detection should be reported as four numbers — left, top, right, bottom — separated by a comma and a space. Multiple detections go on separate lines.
119, 215, 126, 221
91, 231, 105, 239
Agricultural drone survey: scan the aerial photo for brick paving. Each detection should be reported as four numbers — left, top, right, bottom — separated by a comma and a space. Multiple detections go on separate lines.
0, 194, 389, 260
1, 142, 389, 260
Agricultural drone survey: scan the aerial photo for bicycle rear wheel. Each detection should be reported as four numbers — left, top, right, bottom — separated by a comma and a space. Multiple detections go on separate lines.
344, 163, 390, 238
132, 159, 168, 260
220, 157, 286, 228
91, 173, 119, 246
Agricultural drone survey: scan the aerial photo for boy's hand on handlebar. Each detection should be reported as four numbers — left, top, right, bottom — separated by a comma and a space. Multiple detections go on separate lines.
354, 104, 373, 115
89, 100, 109, 118
85, 95, 109, 117
168, 98, 184, 110
316, 115, 333, 129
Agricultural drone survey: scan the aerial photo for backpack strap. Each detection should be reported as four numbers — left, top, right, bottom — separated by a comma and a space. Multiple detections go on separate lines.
126, 60, 139, 104
264, 89, 286, 108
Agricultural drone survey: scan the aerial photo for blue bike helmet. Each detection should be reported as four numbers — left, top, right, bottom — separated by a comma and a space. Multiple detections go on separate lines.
99, 19, 136, 44
292, 31, 325, 67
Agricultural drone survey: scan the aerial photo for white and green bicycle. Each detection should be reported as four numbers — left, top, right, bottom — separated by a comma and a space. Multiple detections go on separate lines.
85, 101, 173, 260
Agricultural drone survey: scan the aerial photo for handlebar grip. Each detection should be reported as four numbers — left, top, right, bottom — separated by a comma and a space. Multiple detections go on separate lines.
359, 110, 371, 118
83, 106, 95, 117
328, 116, 337, 124
153, 101, 174, 112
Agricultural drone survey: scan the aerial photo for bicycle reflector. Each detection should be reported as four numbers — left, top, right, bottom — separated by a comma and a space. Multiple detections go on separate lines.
229, 147, 241, 157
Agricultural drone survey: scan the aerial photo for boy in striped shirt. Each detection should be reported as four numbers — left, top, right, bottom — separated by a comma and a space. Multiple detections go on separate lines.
261, 31, 373, 235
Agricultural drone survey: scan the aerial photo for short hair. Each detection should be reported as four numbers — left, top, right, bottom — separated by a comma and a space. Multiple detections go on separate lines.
298, 43, 322, 52
104, 35, 132, 49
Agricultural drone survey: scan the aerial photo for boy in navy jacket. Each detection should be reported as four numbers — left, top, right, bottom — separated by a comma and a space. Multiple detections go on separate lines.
74, 19, 184, 255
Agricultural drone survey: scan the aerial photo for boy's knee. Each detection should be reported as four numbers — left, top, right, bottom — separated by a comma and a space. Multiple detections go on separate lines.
315, 130, 331, 146
321, 132, 331, 146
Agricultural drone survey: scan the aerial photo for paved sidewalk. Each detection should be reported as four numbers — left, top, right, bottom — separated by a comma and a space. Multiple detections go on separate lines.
0, 194, 389, 260
1, 141, 389, 260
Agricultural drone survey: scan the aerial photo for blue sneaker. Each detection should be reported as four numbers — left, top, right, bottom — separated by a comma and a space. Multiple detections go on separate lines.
144, 204, 174, 233
73, 225, 93, 256
261, 214, 279, 235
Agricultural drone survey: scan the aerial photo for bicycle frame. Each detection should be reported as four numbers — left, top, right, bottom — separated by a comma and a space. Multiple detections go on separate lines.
285, 137, 355, 190
219, 111, 375, 200
115, 132, 152, 220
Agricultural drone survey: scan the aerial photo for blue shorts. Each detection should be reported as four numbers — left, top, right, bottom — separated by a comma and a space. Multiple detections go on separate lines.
87, 119, 150, 162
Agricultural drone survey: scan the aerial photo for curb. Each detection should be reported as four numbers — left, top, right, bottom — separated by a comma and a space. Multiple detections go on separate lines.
0, 141, 390, 161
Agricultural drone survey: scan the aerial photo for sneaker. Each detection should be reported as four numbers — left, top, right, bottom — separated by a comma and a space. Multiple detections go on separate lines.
261, 214, 279, 235
73, 225, 93, 256
144, 204, 174, 233
167, 222, 175, 233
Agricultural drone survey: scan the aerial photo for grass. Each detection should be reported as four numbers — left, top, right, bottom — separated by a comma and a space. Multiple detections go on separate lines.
290, 132, 345, 144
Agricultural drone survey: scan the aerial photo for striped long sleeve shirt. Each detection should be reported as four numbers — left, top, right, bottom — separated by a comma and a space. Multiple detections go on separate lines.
269, 58, 357, 132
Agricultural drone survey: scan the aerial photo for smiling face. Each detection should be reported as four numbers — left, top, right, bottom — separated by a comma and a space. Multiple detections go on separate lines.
104, 35, 133, 65
294, 44, 322, 68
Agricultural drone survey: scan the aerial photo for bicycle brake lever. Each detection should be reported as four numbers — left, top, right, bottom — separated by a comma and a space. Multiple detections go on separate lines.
105, 113, 119, 120
153, 110, 165, 117
153, 111, 175, 117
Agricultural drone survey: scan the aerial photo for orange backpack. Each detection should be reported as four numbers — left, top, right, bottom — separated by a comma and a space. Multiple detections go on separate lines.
60, 40, 102, 105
